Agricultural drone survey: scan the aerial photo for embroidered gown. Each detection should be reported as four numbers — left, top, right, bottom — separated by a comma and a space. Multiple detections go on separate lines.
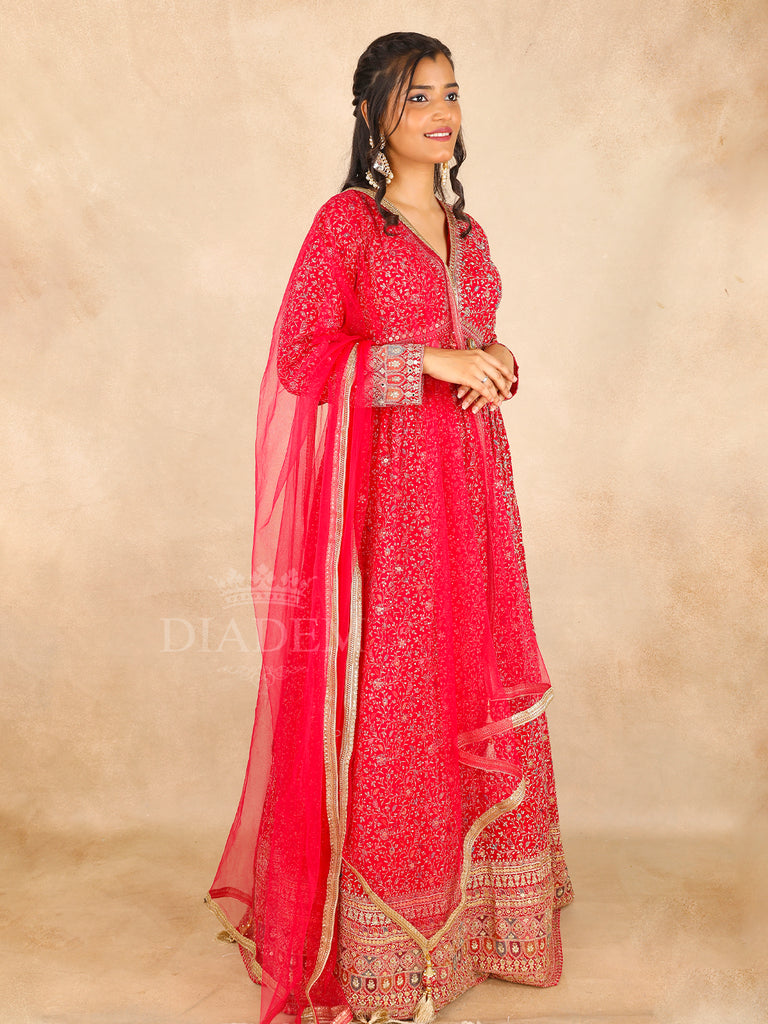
206, 186, 573, 1024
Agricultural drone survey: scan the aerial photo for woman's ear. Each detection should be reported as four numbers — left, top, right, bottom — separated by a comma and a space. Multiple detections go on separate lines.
360, 99, 369, 133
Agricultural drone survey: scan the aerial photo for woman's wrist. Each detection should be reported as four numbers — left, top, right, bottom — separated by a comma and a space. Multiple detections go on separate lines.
485, 340, 512, 357
492, 343, 519, 393
422, 345, 437, 378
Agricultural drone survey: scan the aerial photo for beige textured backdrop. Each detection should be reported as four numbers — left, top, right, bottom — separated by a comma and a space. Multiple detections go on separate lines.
2, 3, 766, 1023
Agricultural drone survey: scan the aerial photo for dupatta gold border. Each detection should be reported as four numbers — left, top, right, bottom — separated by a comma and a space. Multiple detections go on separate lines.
458, 686, 555, 750
304, 347, 362, 1018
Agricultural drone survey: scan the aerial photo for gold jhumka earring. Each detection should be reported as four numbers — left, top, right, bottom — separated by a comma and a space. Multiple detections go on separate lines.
366, 134, 394, 187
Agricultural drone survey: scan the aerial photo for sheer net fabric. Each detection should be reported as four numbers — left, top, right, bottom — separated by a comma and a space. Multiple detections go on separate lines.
206, 188, 573, 1024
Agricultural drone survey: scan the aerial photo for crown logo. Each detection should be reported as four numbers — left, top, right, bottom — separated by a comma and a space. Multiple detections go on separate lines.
212, 565, 308, 609
211, 568, 252, 607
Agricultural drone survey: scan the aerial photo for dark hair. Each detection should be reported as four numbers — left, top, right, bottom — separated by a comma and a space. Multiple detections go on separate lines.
341, 32, 471, 236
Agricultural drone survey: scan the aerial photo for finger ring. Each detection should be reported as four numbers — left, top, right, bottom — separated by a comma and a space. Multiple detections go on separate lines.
480, 375, 489, 384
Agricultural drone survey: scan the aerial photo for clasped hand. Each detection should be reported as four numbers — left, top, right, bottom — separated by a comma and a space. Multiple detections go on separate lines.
422, 344, 518, 413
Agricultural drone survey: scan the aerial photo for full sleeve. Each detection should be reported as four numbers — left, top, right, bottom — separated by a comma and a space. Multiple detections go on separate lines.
276, 196, 424, 407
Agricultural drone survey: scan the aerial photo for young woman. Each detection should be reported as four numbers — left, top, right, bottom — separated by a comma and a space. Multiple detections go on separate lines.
205, 31, 573, 1024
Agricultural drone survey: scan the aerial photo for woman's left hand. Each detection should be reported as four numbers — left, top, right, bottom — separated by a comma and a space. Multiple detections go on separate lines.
456, 343, 518, 411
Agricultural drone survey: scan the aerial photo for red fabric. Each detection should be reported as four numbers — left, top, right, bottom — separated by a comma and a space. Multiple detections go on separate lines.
207, 188, 569, 1024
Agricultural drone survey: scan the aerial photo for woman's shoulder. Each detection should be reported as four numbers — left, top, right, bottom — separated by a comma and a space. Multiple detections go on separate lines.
312, 188, 379, 239
459, 209, 491, 251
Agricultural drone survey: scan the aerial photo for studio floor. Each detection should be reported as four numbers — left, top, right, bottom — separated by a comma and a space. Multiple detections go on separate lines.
2, 826, 764, 1024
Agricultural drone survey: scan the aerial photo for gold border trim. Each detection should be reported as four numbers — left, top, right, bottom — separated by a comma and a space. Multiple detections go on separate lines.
342, 778, 526, 958
203, 892, 261, 977
305, 347, 364, 1020
340, 686, 553, 959
378, 196, 456, 279
457, 687, 554, 748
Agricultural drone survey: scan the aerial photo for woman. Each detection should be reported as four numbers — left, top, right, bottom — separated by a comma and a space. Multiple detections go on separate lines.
205, 31, 573, 1024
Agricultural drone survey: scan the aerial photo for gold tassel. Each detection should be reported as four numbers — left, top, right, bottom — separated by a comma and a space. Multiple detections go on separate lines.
411, 990, 436, 1024
353, 1010, 390, 1024
216, 928, 237, 943
354, 998, 436, 1024
410, 949, 437, 1024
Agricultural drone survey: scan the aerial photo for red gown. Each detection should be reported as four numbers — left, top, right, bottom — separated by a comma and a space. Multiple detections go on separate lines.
205, 186, 573, 1024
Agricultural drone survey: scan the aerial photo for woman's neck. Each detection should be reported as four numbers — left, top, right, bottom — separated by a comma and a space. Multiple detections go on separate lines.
382, 161, 442, 214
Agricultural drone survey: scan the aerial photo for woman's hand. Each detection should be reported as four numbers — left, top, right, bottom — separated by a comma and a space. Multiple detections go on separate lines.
422, 345, 517, 413
455, 343, 518, 412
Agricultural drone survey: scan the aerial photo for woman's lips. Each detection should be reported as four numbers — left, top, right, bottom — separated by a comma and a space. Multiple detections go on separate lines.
424, 129, 452, 139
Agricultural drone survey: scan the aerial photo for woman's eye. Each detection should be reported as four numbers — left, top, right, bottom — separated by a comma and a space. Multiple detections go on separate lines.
408, 91, 460, 103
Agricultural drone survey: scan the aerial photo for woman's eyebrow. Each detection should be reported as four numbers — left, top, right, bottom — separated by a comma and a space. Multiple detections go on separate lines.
408, 81, 460, 90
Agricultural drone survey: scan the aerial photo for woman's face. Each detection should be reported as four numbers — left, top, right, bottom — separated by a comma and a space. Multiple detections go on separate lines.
380, 52, 461, 171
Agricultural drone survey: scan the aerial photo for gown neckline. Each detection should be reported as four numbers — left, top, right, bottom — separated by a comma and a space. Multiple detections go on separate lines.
349, 186, 454, 273
380, 196, 453, 271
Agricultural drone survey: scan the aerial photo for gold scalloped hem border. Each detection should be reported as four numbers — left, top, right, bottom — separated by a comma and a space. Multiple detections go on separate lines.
341, 684, 555, 958
342, 772, 527, 963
